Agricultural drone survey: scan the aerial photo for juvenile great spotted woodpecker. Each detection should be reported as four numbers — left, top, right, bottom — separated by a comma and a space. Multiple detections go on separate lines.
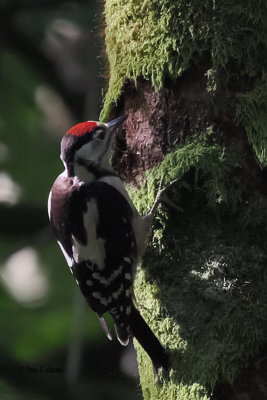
48, 115, 169, 375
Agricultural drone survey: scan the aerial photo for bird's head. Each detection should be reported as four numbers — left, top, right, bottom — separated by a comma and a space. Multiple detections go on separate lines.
60, 115, 127, 179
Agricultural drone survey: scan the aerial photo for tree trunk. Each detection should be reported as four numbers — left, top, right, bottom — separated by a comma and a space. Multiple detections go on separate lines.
101, 1, 267, 399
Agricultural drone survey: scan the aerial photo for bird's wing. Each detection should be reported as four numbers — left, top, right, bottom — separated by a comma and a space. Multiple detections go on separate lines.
50, 177, 137, 342
49, 177, 169, 371
73, 181, 137, 342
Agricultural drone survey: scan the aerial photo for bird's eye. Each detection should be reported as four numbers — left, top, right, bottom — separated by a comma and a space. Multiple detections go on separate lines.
94, 129, 105, 140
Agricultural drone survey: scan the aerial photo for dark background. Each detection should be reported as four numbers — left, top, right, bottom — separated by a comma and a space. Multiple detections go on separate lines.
0, 1, 139, 399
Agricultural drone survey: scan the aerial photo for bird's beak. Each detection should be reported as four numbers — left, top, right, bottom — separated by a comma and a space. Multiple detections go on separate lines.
101, 114, 127, 160
106, 114, 128, 133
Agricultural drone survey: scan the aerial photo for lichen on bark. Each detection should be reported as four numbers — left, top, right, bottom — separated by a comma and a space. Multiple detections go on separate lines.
101, 0, 267, 399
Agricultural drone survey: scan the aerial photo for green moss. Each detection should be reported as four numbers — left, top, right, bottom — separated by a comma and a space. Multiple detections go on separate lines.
101, 0, 212, 120
125, 131, 267, 399
133, 234, 267, 399
128, 128, 237, 214
236, 80, 267, 165
101, 1, 267, 398
101, 0, 267, 165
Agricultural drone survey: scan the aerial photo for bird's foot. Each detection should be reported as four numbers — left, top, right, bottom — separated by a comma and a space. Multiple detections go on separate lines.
149, 177, 183, 215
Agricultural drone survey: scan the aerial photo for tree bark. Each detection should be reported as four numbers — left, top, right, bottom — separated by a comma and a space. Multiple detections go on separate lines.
102, 1, 267, 399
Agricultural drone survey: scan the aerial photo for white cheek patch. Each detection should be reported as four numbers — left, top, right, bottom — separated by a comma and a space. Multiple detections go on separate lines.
75, 141, 102, 164
73, 163, 95, 183
71, 199, 106, 270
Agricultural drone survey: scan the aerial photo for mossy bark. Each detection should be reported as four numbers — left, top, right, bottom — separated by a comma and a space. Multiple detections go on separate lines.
101, 1, 267, 399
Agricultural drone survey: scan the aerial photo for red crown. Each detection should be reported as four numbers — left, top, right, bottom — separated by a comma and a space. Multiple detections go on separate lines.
66, 121, 98, 137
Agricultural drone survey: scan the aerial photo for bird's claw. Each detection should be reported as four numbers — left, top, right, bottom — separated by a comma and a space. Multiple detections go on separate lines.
149, 178, 183, 215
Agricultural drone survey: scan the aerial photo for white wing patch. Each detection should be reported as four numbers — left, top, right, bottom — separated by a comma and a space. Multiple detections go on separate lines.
71, 198, 106, 270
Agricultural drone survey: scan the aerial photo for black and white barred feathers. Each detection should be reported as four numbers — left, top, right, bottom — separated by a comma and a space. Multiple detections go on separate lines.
48, 117, 169, 376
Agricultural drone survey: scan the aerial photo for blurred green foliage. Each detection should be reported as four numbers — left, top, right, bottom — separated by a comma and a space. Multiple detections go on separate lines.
0, 1, 138, 399
0, 51, 60, 205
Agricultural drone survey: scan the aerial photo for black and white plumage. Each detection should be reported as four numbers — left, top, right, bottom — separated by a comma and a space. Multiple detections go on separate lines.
48, 115, 169, 374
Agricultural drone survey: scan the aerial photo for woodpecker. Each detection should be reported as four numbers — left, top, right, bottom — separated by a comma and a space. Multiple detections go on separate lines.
48, 115, 169, 375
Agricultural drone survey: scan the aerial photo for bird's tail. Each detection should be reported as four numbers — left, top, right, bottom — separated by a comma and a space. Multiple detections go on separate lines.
129, 303, 169, 375
110, 302, 169, 376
